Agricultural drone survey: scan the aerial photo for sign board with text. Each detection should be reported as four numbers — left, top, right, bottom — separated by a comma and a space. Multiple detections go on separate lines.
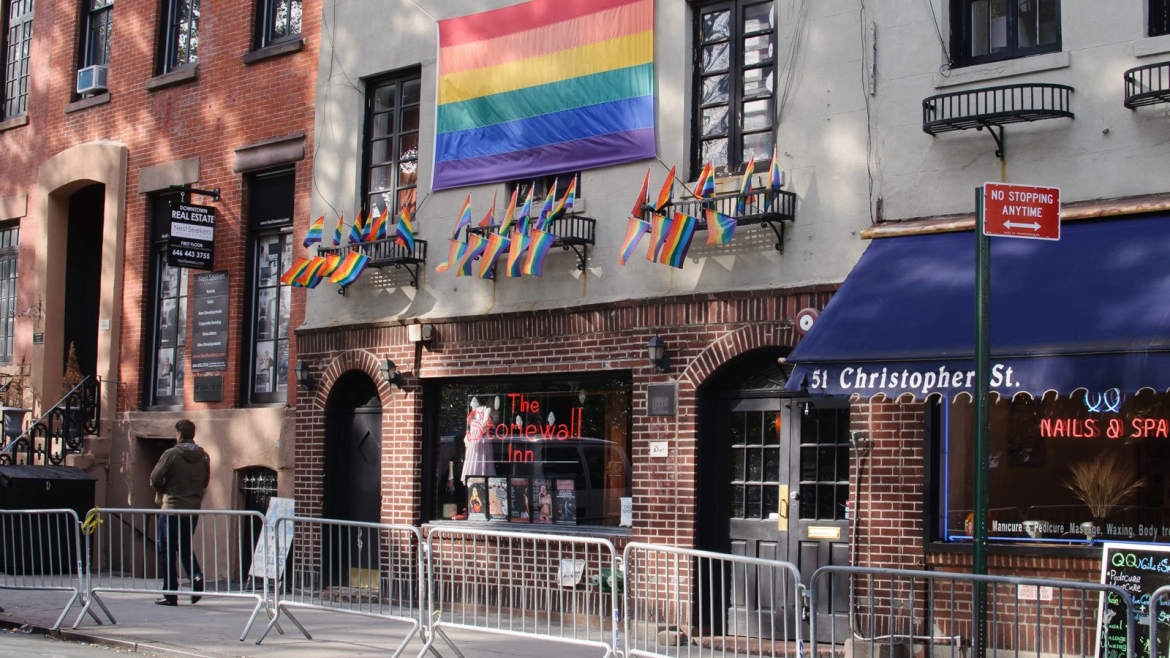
982, 182, 1061, 241
191, 271, 229, 372
167, 202, 216, 269
1096, 542, 1170, 658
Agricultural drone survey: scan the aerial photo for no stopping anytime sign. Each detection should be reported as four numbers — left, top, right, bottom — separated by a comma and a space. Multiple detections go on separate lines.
168, 202, 216, 270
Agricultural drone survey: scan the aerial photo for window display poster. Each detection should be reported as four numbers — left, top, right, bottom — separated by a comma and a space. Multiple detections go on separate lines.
1096, 542, 1170, 658
556, 479, 577, 525
532, 478, 554, 524
466, 477, 487, 521
191, 271, 229, 372
487, 477, 509, 522
509, 478, 531, 522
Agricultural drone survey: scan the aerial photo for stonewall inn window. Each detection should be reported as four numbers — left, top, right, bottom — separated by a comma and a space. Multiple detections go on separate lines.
245, 170, 294, 404
424, 374, 632, 528
363, 70, 420, 218
148, 193, 186, 408
692, 0, 775, 177
931, 390, 1170, 547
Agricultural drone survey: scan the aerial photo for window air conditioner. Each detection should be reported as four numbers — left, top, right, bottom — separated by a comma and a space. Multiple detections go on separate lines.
76, 65, 109, 95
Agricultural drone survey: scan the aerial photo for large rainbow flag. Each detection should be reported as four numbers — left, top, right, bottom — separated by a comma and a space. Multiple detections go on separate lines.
434, 0, 656, 190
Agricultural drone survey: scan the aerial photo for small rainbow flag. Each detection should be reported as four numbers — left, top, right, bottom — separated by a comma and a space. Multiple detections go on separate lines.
551, 176, 576, 221
619, 217, 650, 265
303, 216, 325, 247
655, 165, 674, 211
523, 229, 556, 276
658, 212, 697, 269
453, 194, 473, 239
360, 210, 375, 242
738, 156, 755, 213
330, 252, 370, 287
435, 239, 467, 274
479, 232, 511, 279
297, 257, 327, 287
500, 188, 519, 234
395, 209, 416, 252
479, 192, 497, 228
704, 209, 737, 245
348, 214, 364, 244
537, 179, 556, 231
647, 213, 671, 262
319, 254, 343, 278
769, 146, 781, 189
332, 218, 343, 246
370, 208, 389, 241
505, 231, 530, 277
519, 184, 534, 232
281, 258, 311, 286
457, 233, 487, 277
632, 166, 649, 216
695, 162, 715, 200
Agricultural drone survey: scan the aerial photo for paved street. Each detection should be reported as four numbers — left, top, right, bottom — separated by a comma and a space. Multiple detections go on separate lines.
2, 631, 128, 658
1, 589, 609, 658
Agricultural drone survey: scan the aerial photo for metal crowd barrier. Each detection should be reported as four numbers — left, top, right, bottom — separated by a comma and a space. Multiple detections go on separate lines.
0, 509, 108, 630
416, 526, 619, 658
76, 508, 270, 641
257, 516, 424, 657
1147, 585, 1170, 658
622, 542, 805, 658
808, 565, 1136, 658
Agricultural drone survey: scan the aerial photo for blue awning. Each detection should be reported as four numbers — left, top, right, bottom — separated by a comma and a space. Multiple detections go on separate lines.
786, 214, 1170, 398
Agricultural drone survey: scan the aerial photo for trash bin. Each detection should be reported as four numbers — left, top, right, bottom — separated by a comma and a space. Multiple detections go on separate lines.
0, 465, 95, 575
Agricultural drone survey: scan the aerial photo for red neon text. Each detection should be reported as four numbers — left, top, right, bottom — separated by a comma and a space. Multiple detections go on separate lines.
1040, 417, 1170, 440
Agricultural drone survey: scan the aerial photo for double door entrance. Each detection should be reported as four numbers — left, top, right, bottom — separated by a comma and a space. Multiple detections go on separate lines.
714, 395, 851, 641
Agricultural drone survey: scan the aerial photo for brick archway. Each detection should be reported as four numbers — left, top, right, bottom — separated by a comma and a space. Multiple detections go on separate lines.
311, 349, 394, 410
681, 323, 794, 390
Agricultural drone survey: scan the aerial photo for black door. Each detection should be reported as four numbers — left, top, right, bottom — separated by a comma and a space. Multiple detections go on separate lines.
723, 397, 796, 638
789, 398, 852, 641
323, 373, 382, 587
63, 185, 105, 379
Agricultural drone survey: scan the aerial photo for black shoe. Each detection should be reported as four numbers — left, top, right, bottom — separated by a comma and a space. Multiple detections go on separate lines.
155, 597, 178, 606
191, 576, 203, 604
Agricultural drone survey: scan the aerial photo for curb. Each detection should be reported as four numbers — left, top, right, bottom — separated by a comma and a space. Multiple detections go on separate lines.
0, 618, 214, 658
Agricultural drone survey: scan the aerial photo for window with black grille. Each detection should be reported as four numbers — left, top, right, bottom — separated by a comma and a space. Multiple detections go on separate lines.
950, 0, 1061, 67
692, 1, 775, 179
2, 0, 34, 118
363, 70, 420, 219
239, 467, 278, 513
798, 404, 850, 521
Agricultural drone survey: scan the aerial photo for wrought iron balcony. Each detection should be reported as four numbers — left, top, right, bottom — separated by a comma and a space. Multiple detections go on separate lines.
922, 83, 1074, 159
1124, 61, 1170, 109
641, 188, 796, 251
467, 212, 597, 271
0, 376, 100, 466
319, 237, 428, 288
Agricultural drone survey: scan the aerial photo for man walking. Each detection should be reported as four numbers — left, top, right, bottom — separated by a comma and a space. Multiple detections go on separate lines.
150, 419, 210, 606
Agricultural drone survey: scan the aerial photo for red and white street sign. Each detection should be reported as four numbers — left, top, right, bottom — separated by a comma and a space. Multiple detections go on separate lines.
982, 182, 1061, 241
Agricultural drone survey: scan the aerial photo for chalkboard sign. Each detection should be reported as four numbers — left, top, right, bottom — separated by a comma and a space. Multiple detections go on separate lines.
1097, 542, 1170, 658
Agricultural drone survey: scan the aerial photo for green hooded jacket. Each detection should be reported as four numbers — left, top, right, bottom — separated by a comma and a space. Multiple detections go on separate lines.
150, 441, 210, 510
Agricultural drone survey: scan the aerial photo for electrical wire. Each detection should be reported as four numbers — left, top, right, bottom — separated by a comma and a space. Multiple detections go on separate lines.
859, 0, 875, 224
925, 0, 954, 75
776, 0, 811, 125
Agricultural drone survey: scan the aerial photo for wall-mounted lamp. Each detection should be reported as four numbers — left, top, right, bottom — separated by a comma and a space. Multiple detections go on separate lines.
646, 335, 670, 374
294, 360, 316, 391
381, 359, 404, 389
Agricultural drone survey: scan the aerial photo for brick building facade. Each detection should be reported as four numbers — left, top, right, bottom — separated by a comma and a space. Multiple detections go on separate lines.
0, 0, 320, 510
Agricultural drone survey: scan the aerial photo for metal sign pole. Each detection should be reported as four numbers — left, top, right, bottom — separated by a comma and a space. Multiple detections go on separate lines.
973, 186, 991, 658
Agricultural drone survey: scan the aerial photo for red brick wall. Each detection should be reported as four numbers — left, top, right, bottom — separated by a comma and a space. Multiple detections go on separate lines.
0, 0, 320, 409
292, 287, 837, 547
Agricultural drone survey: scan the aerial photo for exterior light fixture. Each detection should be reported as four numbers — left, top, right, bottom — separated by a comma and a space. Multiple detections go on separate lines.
647, 336, 670, 374
381, 359, 404, 389
294, 360, 315, 391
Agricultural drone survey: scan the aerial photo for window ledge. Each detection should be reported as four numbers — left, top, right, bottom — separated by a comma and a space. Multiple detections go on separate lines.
934, 51, 1071, 89
64, 92, 111, 114
0, 114, 29, 133
145, 65, 198, 92
243, 38, 304, 65
423, 520, 633, 539
926, 540, 1098, 559
1135, 33, 1170, 58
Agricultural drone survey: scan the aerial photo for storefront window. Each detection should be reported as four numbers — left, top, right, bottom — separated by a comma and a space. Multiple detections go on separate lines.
936, 390, 1170, 545
426, 375, 632, 527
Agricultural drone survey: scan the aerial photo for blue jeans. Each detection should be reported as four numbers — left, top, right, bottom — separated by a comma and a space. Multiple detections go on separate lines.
157, 513, 202, 594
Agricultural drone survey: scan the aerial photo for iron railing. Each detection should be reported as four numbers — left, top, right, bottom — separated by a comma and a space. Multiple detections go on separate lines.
0, 376, 100, 466
467, 212, 597, 271
923, 83, 1074, 158
319, 237, 428, 288
1124, 61, 1170, 109
642, 188, 797, 251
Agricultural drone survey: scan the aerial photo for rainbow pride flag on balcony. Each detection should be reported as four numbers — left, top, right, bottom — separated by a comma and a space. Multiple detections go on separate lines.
434, 0, 656, 190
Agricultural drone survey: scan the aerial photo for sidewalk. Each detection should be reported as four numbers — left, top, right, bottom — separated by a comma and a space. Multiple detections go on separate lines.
0, 589, 611, 658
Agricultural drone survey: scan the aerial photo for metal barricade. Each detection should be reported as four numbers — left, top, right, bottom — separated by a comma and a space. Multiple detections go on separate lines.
416, 526, 619, 658
257, 516, 424, 657
0, 509, 107, 630
76, 508, 269, 641
808, 566, 1136, 658
622, 542, 805, 658
1147, 585, 1170, 658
